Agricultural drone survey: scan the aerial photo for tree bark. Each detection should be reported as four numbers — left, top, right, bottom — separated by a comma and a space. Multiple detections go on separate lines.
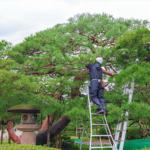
138, 120, 143, 139
145, 119, 148, 138
47, 115, 50, 147
36, 116, 70, 145
143, 121, 146, 138
58, 132, 61, 149
7, 121, 21, 144
41, 113, 43, 126
1, 120, 3, 145
8, 135, 11, 144
108, 123, 113, 145
55, 135, 58, 148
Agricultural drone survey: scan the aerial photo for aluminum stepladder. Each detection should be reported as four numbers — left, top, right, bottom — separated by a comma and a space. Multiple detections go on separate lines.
76, 120, 89, 150
87, 87, 118, 150
113, 82, 134, 150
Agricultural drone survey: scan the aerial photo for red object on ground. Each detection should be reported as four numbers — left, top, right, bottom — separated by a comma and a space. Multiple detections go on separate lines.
7, 121, 21, 144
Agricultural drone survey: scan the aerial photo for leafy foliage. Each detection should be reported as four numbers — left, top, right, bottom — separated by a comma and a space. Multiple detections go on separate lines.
127, 128, 141, 140
0, 140, 58, 150
0, 13, 149, 129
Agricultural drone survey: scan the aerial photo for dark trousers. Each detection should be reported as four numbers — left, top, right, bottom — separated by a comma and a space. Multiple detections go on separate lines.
89, 80, 106, 110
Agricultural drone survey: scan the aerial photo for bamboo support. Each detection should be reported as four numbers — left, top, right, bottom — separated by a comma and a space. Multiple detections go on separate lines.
41, 113, 42, 126
47, 115, 50, 147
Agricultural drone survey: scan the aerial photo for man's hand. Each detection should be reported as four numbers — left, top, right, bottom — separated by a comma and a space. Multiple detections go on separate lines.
110, 73, 117, 77
111, 73, 116, 76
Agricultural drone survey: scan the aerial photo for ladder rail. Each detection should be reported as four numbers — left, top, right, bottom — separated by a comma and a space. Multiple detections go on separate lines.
102, 117, 112, 147
119, 82, 134, 150
114, 122, 122, 148
87, 87, 118, 150
113, 82, 134, 150
87, 87, 92, 150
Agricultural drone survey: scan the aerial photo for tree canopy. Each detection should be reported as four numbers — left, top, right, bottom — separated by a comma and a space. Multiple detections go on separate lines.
0, 13, 150, 127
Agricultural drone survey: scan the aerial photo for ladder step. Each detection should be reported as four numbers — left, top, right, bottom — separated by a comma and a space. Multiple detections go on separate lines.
115, 140, 124, 142
91, 146, 115, 149
92, 124, 107, 125
91, 113, 104, 115
92, 135, 111, 137
117, 130, 126, 132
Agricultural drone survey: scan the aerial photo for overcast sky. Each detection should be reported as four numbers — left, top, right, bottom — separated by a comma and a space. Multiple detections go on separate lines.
0, 0, 150, 46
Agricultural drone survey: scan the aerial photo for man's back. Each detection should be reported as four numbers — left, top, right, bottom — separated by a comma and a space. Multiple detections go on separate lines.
86, 63, 102, 80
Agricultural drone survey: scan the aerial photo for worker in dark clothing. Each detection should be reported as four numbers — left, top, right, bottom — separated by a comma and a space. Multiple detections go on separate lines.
86, 57, 116, 114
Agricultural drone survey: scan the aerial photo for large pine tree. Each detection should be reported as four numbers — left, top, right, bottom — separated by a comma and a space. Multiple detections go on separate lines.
0, 13, 149, 144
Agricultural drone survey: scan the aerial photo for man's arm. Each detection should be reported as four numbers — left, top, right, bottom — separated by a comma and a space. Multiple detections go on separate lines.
102, 68, 116, 76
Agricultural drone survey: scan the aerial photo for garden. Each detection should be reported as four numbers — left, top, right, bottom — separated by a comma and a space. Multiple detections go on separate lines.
0, 13, 150, 150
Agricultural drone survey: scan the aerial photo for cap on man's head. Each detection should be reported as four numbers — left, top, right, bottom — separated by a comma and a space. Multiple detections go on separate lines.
96, 57, 103, 64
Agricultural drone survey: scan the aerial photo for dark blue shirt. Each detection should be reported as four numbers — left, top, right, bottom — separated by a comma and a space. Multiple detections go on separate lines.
86, 63, 102, 80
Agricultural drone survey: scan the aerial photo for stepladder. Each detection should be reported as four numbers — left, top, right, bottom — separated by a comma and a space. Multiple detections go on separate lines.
87, 87, 118, 150
113, 82, 134, 150
76, 120, 89, 150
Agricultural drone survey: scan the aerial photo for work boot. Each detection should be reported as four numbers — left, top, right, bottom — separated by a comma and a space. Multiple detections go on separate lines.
103, 107, 106, 114
95, 109, 104, 114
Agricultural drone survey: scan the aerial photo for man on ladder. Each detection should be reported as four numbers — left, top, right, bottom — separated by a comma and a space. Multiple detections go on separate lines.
86, 57, 116, 114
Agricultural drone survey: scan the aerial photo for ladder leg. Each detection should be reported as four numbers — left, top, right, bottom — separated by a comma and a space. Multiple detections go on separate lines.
87, 87, 92, 150
103, 115, 118, 150
113, 122, 122, 150
80, 129, 84, 150
99, 136, 103, 150
119, 120, 127, 150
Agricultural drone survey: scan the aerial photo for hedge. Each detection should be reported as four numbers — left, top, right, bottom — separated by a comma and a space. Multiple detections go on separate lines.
127, 128, 141, 140
0, 144, 59, 150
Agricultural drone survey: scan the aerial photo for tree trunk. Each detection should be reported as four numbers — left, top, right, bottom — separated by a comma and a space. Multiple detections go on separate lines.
55, 135, 58, 148
139, 120, 143, 139
47, 115, 50, 147
36, 116, 70, 145
143, 121, 146, 138
58, 132, 61, 149
1, 120, 3, 145
149, 125, 150, 137
7, 121, 21, 144
108, 123, 113, 146
8, 135, 11, 144
41, 113, 43, 126
96, 126, 98, 139
145, 119, 148, 138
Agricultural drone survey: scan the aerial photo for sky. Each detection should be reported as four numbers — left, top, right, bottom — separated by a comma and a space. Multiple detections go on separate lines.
0, 0, 150, 46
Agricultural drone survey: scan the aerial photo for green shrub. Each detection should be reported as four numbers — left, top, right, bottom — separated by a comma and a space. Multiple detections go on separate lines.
98, 127, 108, 139
0, 144, 59, 150
49, 132, 75, 150
69, 144, 110, 150
127, 128, 141, 140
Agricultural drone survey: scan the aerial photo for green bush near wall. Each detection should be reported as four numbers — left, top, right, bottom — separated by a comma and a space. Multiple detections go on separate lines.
127, 128, 141, 140
0, 143, 59, 150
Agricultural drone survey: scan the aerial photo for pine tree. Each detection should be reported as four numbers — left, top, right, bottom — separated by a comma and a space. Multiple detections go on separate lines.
0, 13, 149, 144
